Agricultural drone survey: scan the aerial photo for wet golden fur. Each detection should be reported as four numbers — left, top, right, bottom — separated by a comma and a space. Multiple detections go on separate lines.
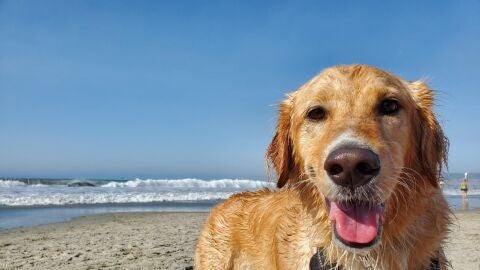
195, 64, 451, 269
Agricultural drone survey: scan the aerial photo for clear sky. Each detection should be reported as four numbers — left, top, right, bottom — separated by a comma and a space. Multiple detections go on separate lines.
1, 1, 479, 179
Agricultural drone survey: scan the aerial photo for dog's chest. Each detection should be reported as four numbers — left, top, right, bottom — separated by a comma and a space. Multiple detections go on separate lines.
309, 249, 440, 270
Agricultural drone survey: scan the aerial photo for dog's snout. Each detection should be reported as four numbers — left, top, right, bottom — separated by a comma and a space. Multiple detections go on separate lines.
324, 147, 380, 189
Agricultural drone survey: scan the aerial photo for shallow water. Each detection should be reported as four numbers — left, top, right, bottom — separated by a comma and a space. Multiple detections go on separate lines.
1, 177, 478, 230
0, 201, 218, 230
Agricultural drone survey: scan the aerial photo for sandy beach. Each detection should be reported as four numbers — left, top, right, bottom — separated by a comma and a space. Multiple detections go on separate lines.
0, 212, 208, 270
0, 210, 478, 270
445, 209, 480, 269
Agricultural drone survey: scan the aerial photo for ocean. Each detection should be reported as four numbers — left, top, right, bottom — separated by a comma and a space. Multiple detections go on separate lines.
1, 174, 479, 230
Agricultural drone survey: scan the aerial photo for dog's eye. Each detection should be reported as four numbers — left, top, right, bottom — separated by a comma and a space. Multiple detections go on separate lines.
307, 107, 326, 121
379, 99, 400, 115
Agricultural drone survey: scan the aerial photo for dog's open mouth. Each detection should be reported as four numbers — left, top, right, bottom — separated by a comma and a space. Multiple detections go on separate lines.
327, 199, 385, 251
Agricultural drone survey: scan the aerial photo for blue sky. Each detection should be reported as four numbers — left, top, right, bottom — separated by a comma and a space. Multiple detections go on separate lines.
0, 1, 479, 179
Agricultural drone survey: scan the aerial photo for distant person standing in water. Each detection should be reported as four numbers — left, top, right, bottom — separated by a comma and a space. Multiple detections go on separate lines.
460, 172, 469, 199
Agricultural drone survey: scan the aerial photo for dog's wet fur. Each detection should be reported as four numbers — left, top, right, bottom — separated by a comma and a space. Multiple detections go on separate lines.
195, 64, 451, 270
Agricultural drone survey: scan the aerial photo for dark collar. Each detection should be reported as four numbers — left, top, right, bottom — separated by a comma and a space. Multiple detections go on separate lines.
310, 249, 440, 270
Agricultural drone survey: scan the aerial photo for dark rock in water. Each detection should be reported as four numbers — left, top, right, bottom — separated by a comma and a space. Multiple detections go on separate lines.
67, 181, 96, 187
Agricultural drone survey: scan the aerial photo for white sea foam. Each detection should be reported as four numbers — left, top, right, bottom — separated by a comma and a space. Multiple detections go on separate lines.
442, 189, 480, 196
100, 178, 273, 189
2, 178, 477, 207
0, 178, 274, 206
0, 191, 235, 206
0, 180, 26, 187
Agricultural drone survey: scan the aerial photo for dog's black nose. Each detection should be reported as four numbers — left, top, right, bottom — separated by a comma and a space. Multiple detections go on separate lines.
324, 147, 380, 189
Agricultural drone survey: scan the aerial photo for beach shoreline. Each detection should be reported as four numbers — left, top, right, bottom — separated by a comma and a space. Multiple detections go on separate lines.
0, 210, 479, 269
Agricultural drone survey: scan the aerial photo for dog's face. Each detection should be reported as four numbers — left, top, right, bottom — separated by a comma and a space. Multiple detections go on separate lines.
267, 65, 447, 253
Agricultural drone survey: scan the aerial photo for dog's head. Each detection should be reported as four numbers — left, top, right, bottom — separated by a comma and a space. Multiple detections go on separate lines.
267, 64, 447, 253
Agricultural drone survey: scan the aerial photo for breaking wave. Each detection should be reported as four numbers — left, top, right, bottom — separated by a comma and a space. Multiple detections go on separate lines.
0, 180, 26, 187
100, 178, 271, 189
0, 178, 273, 206
1, 178, 478, 207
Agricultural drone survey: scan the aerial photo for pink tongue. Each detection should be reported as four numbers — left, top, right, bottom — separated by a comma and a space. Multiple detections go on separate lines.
328, 201, 382, 244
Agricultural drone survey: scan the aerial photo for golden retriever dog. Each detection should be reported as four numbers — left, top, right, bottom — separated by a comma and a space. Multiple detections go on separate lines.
195, 64, 451, 270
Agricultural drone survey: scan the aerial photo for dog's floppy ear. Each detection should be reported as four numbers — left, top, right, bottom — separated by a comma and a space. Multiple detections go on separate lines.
267, 94, 295, 188
410, 81, 448, 187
